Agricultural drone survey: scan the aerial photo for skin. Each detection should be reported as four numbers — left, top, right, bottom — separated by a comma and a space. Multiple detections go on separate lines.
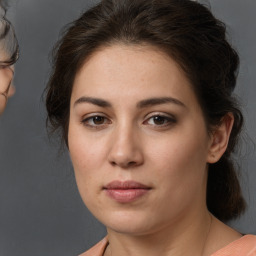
68, 44, 241, 256
0, 65, 14, 115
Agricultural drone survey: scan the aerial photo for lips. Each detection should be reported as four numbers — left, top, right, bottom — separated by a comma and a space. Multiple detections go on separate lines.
103, 180, 151, 203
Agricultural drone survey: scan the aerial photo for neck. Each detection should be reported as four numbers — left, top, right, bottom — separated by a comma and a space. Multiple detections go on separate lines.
105, 210, 212, 256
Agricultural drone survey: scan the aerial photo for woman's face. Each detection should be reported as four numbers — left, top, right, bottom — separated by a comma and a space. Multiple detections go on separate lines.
0, 65, 14, 115
68, 45, 214, 235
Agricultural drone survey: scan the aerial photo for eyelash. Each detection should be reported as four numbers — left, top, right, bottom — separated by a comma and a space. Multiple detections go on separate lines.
144, 114, 177, 127
81, 113, 177, 129
81, 114, 111, 129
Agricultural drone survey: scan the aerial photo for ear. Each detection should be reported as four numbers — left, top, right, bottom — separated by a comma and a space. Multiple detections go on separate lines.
207, 113, 234, 164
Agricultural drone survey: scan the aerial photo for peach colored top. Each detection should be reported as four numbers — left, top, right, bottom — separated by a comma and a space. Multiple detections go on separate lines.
79, 235, 256, 256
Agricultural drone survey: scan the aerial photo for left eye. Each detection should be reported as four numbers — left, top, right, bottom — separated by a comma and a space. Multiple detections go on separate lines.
145, 115, 176, 126
90, 116, 106, 125
81, 115, 110, 127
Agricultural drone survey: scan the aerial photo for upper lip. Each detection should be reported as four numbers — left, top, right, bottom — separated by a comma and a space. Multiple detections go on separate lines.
104, 180, 151, 190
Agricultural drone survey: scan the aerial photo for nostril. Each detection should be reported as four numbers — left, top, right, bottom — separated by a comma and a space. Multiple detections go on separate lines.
127, 161, 137, 167
110, 160, 138, 168
110, 161, 117, 166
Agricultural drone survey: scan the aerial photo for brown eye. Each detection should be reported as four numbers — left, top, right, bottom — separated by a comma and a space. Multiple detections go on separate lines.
81, 115, 111, 128
92, 116, 105, 125
145, 114, 177, 127
152, 116, 166, 125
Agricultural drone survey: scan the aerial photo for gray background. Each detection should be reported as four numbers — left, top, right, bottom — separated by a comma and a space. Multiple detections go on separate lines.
0, 0, 255, 255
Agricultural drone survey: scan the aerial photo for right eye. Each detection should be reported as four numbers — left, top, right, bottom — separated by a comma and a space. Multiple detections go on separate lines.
81, 115, 111, 128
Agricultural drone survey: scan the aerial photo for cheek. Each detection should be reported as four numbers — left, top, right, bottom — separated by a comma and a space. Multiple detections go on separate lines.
68, 135, 102, 210
68, 124, 105, 169
147, 129, 209, 191
149, 130, 208, 168
68, 124, 110, 197
147, 139, 208, 219
68, 126, 114, 217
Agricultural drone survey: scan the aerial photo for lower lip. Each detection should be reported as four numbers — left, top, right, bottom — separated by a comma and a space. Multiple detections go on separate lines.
105, 189, 150, 203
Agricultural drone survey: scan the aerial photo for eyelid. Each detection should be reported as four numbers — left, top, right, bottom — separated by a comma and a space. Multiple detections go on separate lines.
81, 113, 112, 128
143, 112, 177, 126
82, 111, 106, 118
144, 111, 176, 120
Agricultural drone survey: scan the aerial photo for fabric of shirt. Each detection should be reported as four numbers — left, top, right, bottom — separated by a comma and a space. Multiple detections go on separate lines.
79, 235, 256, 256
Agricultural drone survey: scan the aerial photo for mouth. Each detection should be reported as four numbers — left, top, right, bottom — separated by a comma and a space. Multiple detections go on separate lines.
103, 180, 151, 203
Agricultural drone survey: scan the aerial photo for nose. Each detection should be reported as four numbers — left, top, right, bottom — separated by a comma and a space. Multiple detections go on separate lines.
107, 125, 144, 169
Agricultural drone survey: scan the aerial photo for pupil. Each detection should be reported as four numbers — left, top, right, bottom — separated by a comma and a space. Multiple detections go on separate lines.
154, 116, 165, 125
93, 116, 104, 124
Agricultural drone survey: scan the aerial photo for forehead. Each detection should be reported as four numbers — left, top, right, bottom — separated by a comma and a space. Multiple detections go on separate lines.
71, 44, 199, 109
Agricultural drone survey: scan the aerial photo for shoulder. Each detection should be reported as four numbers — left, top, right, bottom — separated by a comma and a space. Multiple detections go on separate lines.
211, 235, 256, 256
79, 237, 109, 256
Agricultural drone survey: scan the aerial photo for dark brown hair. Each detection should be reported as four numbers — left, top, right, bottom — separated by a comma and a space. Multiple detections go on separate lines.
46, 0, 246, 221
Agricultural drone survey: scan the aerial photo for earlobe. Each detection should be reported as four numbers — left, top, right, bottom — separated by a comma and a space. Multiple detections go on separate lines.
207, 113, 234, 164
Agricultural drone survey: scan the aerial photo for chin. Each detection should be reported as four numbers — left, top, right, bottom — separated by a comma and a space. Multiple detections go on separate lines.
96, 210, 160, 236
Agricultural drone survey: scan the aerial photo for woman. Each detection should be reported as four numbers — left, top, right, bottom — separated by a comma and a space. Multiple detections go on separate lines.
0, 0, 19, 115
45, 0, 256, 255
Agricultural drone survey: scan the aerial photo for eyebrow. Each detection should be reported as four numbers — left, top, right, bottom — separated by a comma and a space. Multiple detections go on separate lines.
137, 97, 186, 108
74, 96, 185, 108
74, 96, 112, 108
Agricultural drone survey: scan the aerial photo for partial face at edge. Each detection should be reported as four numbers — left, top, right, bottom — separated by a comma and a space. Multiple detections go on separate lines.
0, 65, 14, 115
68, 44, 217, 235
